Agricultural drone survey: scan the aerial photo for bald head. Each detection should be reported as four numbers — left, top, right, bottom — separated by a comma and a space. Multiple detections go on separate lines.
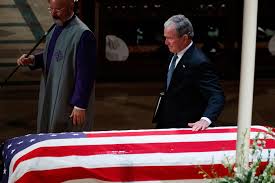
48, 0, 74, 26
48, 0, 74, 4
49, 0, 74, 9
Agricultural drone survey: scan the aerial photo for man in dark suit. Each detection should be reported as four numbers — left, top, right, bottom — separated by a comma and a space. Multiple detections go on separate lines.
154, 14, 225, 131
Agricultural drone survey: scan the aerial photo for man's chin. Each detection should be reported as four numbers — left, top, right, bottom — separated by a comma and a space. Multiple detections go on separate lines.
169, 49, 175, 54
53, 19, 63, 26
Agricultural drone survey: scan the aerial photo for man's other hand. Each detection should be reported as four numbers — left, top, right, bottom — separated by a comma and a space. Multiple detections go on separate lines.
17, 54, 34, 65
70, 108, 86, 126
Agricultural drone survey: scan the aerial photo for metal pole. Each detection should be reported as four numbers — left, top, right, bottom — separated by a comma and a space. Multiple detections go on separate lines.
0, 24, 55, 88
236, 0, 258, 167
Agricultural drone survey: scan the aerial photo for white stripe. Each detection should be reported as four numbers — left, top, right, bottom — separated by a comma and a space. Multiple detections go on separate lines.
9, 130, 272, 176
9, 149, 275, 183
63, 178, 207, 183
83, 125, 268, 135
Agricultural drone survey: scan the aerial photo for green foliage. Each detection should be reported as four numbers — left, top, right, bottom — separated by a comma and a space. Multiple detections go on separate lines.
199, 128, 275, 183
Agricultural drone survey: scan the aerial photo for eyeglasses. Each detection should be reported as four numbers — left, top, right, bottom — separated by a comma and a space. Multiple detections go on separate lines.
48, 7, 65, 14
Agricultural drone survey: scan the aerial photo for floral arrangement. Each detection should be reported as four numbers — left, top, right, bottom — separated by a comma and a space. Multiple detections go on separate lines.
199, 128, 275, 183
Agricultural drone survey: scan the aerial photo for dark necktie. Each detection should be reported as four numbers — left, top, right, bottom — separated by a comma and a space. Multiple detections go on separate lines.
166, 54, 178, 90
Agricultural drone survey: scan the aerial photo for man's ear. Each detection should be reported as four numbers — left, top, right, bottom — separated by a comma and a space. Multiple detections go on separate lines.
184, 34, 189, 40
180, 34, 188, 44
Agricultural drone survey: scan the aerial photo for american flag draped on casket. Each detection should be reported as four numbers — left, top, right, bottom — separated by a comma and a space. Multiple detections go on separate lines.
1, 125, 274, 183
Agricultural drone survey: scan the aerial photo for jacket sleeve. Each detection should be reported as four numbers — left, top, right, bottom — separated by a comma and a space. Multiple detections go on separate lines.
29, 52, 44, 70
70, 30, 96, 109
197, 61, 225, 122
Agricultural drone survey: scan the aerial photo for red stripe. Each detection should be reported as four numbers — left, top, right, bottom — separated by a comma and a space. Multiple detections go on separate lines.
85, 127, 267, 138
15, 162, 270, 183
15, 164, 229, 182
13, 139, 275, 172
13, 140, 235, 171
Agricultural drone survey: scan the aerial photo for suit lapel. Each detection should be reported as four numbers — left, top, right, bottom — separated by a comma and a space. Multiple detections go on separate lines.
167, 44, 195, 90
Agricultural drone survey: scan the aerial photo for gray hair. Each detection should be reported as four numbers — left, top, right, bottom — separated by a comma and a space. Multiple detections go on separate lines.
164, 14, 194, 38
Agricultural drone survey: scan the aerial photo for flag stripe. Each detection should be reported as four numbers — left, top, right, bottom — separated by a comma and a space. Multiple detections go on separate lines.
84, 126, 269, 138
20, 162, 269, 183
13, 140, 236, 170
15, 164, 229, 182
10, 149, 274, 182
63, 179, 205, 183
14, 162, 271, 183
13, 139, 275, 172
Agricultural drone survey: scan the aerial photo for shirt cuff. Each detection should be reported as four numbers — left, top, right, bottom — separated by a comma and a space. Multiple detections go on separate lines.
28, 55, 36, 68
74, 106, 86, 110
201, 117, 212, 125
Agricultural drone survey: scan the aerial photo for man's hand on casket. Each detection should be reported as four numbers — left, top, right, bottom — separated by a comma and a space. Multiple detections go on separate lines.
188, 119, 209, 131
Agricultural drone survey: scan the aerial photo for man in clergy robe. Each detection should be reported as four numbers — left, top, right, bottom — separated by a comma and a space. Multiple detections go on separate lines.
17, 0, 96, 133
153, 14, 225, 131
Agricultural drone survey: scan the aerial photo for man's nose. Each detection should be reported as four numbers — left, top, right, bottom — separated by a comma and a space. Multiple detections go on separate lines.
51, 10, 58, 16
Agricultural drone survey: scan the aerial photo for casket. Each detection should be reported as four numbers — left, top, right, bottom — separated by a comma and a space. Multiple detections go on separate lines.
1, 125, 274, 183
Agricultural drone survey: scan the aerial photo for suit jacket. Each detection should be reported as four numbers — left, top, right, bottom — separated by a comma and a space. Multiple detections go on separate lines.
154, 44, 225, 128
